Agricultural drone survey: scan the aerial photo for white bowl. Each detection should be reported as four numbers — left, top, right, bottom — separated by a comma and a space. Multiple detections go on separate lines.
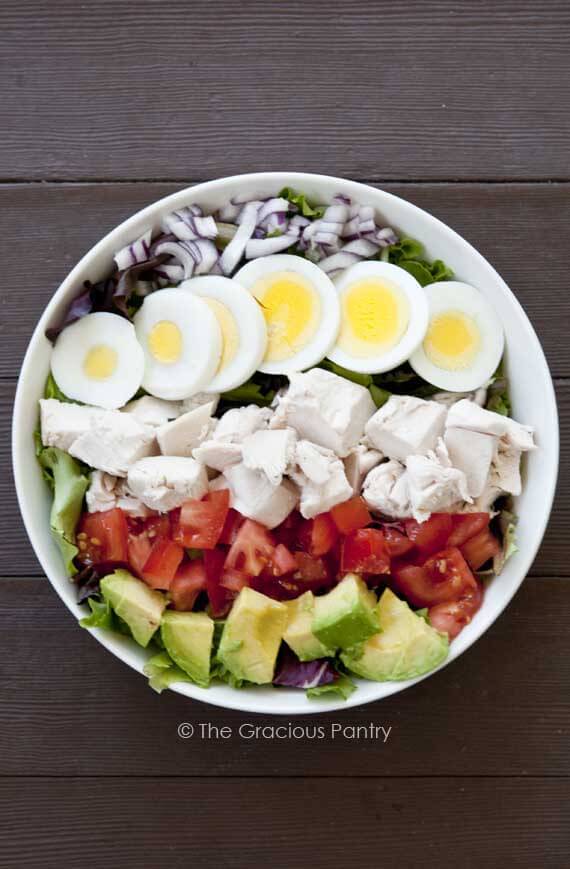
12, 172, 559, 715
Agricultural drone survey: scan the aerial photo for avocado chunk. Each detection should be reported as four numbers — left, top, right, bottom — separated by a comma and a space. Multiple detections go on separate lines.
283, 592, 335, 661
100, 570, 166, 648
217, 587, 288, 685
312, 573, 378, 651
161, 611, 214, 688
341, 588, 449, 681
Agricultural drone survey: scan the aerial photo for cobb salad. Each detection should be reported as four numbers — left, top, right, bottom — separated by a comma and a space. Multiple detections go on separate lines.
36, 187, 534, 699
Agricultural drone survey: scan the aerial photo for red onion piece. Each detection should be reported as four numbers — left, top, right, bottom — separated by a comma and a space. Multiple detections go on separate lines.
318, 251, 360, 273
113, 229, 152, 270
245, 233, 298, 258
342, 238, 380, 257
220, 201, 260, 274
257, 197, 290, 224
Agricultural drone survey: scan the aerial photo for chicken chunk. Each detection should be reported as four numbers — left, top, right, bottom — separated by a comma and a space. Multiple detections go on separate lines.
290, 440, 353, 519
86, 470, 150, 518
343, 444, 384, 494
157, 402, 216, 457
271, 369, 376, 457
222, 463, 298, 529
446, 399, 535, 452
241, 428, 297, 486
121, 396, 183, 427
40, 399, 99, 452
405, 440, 471, 522
365, 395, 447, 462
127, 456, 208, 512
444, 427, 498, 498
362, 460, 410, 519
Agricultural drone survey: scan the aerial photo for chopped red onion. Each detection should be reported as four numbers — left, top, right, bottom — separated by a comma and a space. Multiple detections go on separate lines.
290, 215, 310, 228
235, 200, 264, 225
245, 233, 298, 258
193, 239, 219, 274
342, 238, 380, 257
257, 197, 290, 224
220, 201, 260, 274
314, 230, 341, 246
113, 229, 152, 270
332, 193, 352, 206
217, 202, 241, 222
376, 227, 398, 245
318, 251, 360, 273
322, 204, 349, 224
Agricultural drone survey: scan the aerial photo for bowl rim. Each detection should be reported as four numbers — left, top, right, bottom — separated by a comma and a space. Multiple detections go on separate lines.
12, 171, 560, 715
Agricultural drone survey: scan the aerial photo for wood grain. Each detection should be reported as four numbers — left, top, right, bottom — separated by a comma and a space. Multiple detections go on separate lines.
1, 777, 568, 868
1, 577, 568, 778
3, 182, 570, 375
3, 376, 567, 577
1, 1, 569, 182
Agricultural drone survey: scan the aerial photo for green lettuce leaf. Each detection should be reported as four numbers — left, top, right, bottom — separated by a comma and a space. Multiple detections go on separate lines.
369, 384, 392, 408
44, 372, 79, 403
306, 674, 356, 701
37, 447, 89, 575
382, 236, 454, 285
493, 508, 518, 573
144, 651, 195, 694
80, 596, 114, 630
486, 363, 511, 417
318, 358, 372, 387
278, 186, 326, 218
220, 381, 275, 407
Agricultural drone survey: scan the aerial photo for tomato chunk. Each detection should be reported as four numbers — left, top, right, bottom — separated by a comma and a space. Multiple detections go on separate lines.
448, 513, 490, 547
404, 514, 453, 558
298, 513, 339, 557
170, 559, 207, 611
225, 519, 276, 577
218, 508, 244, 545
174, 489, 230, 549
341, 528, 390, 575
273, 510, 304, 550
77, 508, 129, 566
461, 528, 501, 570
330, 496, 372, 534
204, 549, 231, 617
271, 544, 298, 576
429, 581, 484, 639
383, 526, 414, 558
127, 532, 153, 578
220, 567, 250, 593
142, 537, 185, 589
392, 546, 476, 608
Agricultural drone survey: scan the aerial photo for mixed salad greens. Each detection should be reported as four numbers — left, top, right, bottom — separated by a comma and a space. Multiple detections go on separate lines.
35, 186, 531, 700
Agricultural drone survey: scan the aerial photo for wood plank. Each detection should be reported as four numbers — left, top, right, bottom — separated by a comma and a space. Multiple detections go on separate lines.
1, 577, 569, 778
1, 1, 569, 182
2, 182, 570, 375
1, 777, 568, 868
4, 378, 567, 576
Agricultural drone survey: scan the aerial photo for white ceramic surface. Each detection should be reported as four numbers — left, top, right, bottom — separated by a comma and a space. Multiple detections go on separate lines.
12, 173, 559, 715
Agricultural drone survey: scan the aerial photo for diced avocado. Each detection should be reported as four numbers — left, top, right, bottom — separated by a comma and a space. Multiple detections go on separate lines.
217, 587, 287, 685
161, 611, 214, 688
283, 592, 335, 661
100, 570, 166, 648
312, 573, 378, 651
341, 588, 449, 681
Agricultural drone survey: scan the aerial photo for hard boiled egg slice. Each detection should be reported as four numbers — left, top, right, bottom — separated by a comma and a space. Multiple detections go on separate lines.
234, 254, 341, 374
328, 261, 429, 374
409, 281, 504, 391
134, 288, 222, 400
179, 275, 267, 393
51, 312, 144, 409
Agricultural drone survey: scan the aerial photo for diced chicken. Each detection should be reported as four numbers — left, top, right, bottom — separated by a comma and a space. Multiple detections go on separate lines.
405, 440, 471, 522
290, 440, 353, 519
362, 460, 411, 519
127, 456, 208, 512
343, 444, 383, 494
181, 392, 220, 415
40, 399, 99, 452
492, 442, 522, 496
222, 463, 298, 529
271, 369, 376, 457
192, 440, 242, 472
86, 471, 150, 518
121, 396, 183, 427
444, 427, 498, 498
365, 395, 447, 462
157, 402, 216, 457
242, 428, 297, 486
446, 399, 535, 452
433, 384, 488, 408
214, 405, 272, 442
69, 414, 156, 477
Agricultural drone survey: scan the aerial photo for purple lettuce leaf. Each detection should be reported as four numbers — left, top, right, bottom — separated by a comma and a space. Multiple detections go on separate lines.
273, 647, 338, 689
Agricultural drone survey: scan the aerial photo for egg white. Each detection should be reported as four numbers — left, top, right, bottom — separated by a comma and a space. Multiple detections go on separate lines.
234, 254, 341, 374
51, 312, 145, 409
134, 288, 222, 400
179, 275, 268, 393
328, 261, 429, 374
409, 281, 505, 391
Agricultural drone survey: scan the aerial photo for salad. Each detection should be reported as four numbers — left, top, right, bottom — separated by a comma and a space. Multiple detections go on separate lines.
36, 187, 534, 700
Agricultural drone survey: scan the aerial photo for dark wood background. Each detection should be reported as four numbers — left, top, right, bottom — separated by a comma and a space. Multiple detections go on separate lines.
2, 2, 569, 866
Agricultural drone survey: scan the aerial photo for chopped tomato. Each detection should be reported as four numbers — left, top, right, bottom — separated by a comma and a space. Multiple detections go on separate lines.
126, 512, 170, 578
341, 528, 390, 575
142, 537, 185, 589
77, 508, 129, 566
271, 543, 298, 576
330, 496, 372, 535
225, 519, 276, 577
170, 559, 207, 611
127, 533, 153, 578
173, 489, 230, 549
273, 510, 304, 549
392, 547, 477, 608
298, 512, 339, 557
218, 508, 244, 545
294, 551, 332, 589
383, 526, 414, 558
203, 549, 231, 617
461, 528, 501, 570
404, 513, 453, 558
448, 513, 491, 547
220, 566, 250, 593
429, 581, 483, 639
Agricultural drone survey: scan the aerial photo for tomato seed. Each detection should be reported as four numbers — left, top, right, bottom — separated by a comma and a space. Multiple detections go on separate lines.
90, 537, 101, 546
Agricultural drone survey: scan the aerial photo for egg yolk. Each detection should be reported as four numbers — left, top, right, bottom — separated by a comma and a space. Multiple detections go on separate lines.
252, 271, 320, 362
205, 298, 239, 372
337, 278, 409, 358
424, 310, 481, 370
148, 320, 183, 364
83, 344, 118, 380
